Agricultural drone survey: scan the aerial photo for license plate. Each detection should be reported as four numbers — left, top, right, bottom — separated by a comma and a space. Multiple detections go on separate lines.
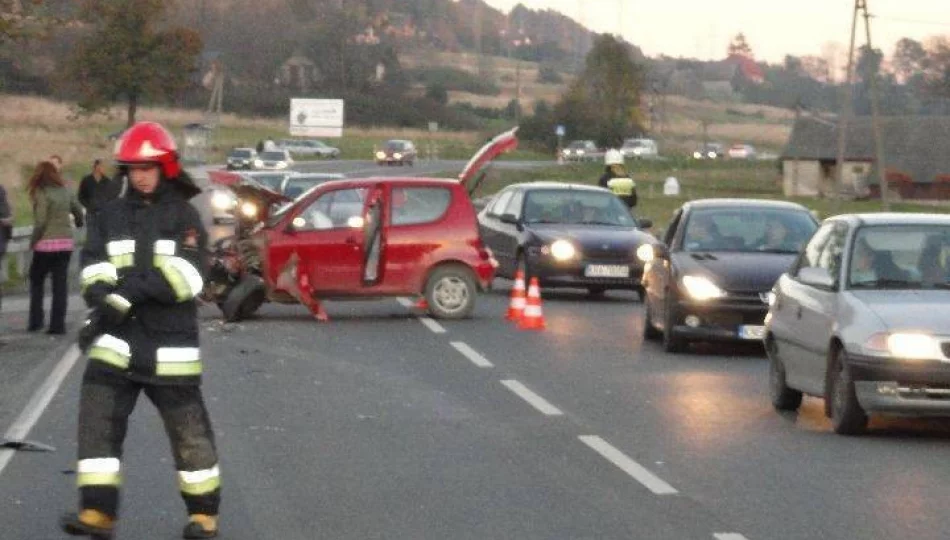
584, 264, 630, 278
738, 325, 766, 340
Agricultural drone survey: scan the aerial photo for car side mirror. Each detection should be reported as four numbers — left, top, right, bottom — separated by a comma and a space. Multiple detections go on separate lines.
499, 213, 519, 225
637, 218, 653, 229
797, 266, 835, 289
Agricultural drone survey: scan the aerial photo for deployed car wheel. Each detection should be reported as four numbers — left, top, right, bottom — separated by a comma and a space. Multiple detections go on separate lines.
220, 275, 267, 323
425, 265, 477, 320
768, 340, 802, 411
643, 299, 662, 341
829, 348, 868, 435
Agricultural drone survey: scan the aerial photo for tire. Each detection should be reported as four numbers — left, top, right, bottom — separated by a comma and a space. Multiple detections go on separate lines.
643, 298, 662, 341
768, 339, 802, 411
662, 293, 685, 353
424, 265, 477, 320
829, 348, 868, 435
220, 275, 267, 323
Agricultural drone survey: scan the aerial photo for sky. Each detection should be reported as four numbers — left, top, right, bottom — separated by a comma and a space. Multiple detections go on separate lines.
479, 0, 950, 64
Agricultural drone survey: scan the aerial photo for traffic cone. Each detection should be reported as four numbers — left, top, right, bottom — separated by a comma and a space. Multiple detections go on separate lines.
517, 277, 546, 330
506, 269, 527, 321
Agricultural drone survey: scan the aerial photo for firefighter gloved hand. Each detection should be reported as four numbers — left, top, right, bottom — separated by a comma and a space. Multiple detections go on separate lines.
77, 314, 103, 353
99, 292, 133, 328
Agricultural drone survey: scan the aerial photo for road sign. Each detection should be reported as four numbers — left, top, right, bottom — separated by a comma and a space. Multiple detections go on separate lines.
555, 124, 565, 137
289, 98, 344, 137
428, 121, 439, 132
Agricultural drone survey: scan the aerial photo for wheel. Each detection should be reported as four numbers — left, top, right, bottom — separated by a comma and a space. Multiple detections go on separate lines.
829, 348, 868, 435
662, 293, 685, 353
643, 297, 662, 341
768, 339, 802, 411
220, 275, 266, 322
586, 286, 606, 298
424, 265, 477, 320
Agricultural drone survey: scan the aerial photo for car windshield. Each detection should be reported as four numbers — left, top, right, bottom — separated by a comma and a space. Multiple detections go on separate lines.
682, 207, 817, 253
385, 141, 406, 150
245, 173, 286, 191
567, 141, 588, 149
229, 149, 252, 158
523, 189, 636, 226
260, 151, 286, 161
282, 175, 344, 199
623, 139, 647, 147
848, 225, 950, 290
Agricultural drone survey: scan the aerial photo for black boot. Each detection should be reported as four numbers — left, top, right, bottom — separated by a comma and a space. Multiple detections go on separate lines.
182, 514, 218, 539
60, 510, 115, 539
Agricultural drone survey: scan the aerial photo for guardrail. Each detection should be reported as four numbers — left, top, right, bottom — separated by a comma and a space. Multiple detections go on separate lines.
1, 226, 34, 283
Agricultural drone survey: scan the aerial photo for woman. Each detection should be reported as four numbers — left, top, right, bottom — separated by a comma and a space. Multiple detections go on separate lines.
0, 183, 13, 315
27, 160, 84, 334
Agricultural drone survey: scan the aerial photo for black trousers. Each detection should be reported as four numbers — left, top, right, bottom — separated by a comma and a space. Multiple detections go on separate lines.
28, 250, 71, 332
76, 366, 221, 518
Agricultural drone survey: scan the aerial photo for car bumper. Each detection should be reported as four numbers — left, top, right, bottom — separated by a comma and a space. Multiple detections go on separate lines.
526, 255, 643, 289
226, 162, 252, 169
670, 300, 768, 342
847, 354, 950, 415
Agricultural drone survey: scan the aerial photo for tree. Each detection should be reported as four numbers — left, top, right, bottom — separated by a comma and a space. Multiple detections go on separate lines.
856, 45, 883, 83
892, 38, 928, 83
0, 0, 59, 45
65, 0, 202, 126
554, 34, 643, 147
727, 33, 753, 58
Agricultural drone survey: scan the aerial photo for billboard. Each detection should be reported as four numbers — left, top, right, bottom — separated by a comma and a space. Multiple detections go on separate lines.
289, 98, 344, 137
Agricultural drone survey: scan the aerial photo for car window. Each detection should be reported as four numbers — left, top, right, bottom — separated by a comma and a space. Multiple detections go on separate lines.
505, 190, 525, 219
296, 188, 368, 231
230, 149, 252, 158
664, 209, 683, 246
488, 190, 514, 217
260, 151, 288, 160
523, 189, 635, 226
391, 187, 451, 226
816, 222, 848, 286
681, 208, 817, 253
251, 173, 286, 191
848, 224, 950, 289
793, 222, 834, 277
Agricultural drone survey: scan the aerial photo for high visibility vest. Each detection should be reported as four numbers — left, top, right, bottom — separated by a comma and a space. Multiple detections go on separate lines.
606, 176, 635, 196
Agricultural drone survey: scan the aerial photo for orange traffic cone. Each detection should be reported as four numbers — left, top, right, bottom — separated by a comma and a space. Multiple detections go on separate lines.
506, 270, 527, 321
518, 277, 546, 330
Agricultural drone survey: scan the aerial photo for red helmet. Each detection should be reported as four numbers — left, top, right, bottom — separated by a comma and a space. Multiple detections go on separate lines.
114, 121, 181, 178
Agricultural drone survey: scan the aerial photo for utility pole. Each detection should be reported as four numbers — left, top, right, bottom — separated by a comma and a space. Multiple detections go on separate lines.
832, 1, 860, 211
862, 1, 890, 209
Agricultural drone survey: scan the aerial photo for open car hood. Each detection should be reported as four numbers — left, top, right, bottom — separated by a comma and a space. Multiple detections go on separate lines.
458, 126, 519, 190
229, 178, 291, 207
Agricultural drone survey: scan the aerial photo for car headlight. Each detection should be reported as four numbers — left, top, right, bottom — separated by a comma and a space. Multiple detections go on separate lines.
239, 201, 258, 218
707, 151, 716, 158
692, 151, 702, 159
376, 151, 386, 159
541, 239, 576, 261
394, 152, 403, 159
253, 159, 263, 167
211, 191, 234, 210
275, 161, 287, 169
576, 150, 585, 155
636, 244, 655, 262
865, 332, 941, 360
681, 275, 725, 301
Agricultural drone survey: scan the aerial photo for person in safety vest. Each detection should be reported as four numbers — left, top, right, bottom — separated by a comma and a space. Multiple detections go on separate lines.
62, 122, 221, 539
598, 149, 637, 209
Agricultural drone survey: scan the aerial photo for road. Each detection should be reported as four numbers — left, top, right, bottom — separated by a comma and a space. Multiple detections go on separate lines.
2, 160, 950, 539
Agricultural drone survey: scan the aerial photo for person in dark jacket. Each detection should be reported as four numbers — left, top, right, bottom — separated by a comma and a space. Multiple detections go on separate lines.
77, 159, 120, 228
598, 149, 637, 210
0, 183, 12, 316
62, 122, 221, 540
27, 160, 85, 334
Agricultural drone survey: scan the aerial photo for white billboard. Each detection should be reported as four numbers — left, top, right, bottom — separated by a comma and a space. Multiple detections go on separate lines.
289, 98, 344, 137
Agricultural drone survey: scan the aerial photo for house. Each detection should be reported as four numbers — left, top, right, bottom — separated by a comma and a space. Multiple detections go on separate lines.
781, 115, 950, 200
277, 51, 319, 92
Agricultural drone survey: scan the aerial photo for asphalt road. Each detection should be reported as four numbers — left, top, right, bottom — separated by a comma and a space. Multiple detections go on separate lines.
2, 161, 950, 539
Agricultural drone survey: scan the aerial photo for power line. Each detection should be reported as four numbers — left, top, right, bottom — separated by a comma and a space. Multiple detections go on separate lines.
871, 14, 950, 28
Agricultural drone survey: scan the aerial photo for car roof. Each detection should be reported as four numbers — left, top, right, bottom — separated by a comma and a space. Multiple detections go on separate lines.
683, 198, 811, 212
230, 147, 254, 152
286, 173, 345, 179
505, 181, 611, 193
829, 213, 950, 226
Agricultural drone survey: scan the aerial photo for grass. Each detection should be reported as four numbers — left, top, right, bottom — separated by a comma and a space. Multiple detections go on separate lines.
474, 160, 949, 233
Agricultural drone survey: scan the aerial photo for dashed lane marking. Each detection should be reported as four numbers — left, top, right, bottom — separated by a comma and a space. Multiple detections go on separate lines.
501, 380, 564, 416
450, 341, 494, 368
713, 534, 750, 540
579, 435, 679, 495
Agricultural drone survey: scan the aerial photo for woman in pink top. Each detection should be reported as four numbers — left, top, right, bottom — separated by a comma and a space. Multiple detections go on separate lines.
27, 161, 84, 334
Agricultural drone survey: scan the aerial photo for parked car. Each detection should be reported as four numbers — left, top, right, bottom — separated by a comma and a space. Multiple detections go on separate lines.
639, 199, 819, 353
374, 139, 416, 166
226, 147, 258, 170
727, 144, 757, 160
692, 143, 725, 160
478, 182, 654, 298
277, 139, 341, 159
560, 140, 600, 162
255, 149, 294, 170
766, 213, 950, 434
620, 138, 659, 159
203, 128, 519, 323
237, 171, 292, 193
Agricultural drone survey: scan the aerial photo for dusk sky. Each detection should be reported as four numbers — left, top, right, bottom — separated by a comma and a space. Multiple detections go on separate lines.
479, 0, 950, 64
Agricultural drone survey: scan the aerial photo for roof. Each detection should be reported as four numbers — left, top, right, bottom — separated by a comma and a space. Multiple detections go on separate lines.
355, 177, 462, 186
508, 182, 610, 192
782, 115, 950, 184
831, 213, 950, 226
685, 198, 811, 211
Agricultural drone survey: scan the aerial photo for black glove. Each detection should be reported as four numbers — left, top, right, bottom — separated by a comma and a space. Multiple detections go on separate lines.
77, 313, 104, 353
99, 293, 132, 328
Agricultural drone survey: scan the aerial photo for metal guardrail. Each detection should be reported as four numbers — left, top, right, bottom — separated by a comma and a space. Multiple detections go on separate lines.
1, 226, 34, 283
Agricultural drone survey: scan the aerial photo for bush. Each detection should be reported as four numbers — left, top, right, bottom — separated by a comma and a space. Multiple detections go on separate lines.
407, 67, 500, 96
425, 83, 449, 105
536, 64, 563, 84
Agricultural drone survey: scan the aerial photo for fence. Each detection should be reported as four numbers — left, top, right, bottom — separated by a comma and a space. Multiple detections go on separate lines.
1, 226, 33, 283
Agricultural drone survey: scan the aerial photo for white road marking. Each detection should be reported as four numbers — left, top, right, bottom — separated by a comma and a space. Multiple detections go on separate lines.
578, 435, 679, 495
450, 341, 494, 368
501, 380, 564, 416
419, 317, 446, 334
713, 534, 750, 540
0, 346, 82, 476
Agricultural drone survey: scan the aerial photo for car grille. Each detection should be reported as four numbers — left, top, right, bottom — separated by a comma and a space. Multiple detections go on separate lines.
725, 290, 770, 306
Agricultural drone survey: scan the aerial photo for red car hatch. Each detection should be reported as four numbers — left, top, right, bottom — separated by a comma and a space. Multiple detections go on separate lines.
458, 126, 519, 190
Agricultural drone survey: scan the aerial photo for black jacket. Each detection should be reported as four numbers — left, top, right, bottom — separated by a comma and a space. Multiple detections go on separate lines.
0, 185, 11, 252
79, 172, 207, 385
78, 173, 120, 214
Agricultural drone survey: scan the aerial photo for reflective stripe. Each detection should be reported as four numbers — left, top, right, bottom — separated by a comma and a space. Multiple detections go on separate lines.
178, 465, 220, 495
607, 177, 635, 196
156, 346, 202, 376
156, 361, 203, 376
88, 334, 131, 370
107, 240, 136, 269
104, 293, 132, 314
158, 256, 204, 301
154, 240, 177, 256
77, 458, 122, 487
80, 262, 118, 293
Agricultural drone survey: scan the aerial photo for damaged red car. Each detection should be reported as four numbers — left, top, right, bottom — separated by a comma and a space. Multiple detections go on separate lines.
203, 127, 518, 322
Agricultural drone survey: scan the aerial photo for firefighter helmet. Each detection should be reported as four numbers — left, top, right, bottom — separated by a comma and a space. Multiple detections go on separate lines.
604, 149, 624, 166
114, 122, 182, 179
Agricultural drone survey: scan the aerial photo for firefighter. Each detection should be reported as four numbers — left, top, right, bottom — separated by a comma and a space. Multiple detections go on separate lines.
598, 149, 637, 209
62, 122, 221, 539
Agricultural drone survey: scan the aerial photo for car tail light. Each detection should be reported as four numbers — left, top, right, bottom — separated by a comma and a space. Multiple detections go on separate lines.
468, 238, 493, 260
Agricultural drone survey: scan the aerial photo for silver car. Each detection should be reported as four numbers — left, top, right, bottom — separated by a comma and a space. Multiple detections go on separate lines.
766, 213, 950, 434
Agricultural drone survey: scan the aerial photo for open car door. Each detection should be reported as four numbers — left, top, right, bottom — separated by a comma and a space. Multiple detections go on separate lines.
459, 126, 519, 195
